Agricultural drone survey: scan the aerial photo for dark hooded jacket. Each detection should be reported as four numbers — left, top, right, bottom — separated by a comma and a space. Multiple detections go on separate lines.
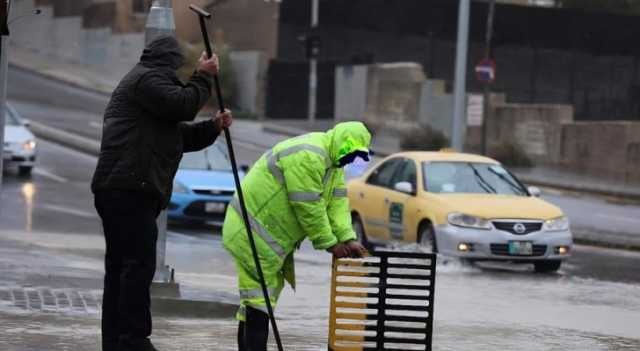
91, 36, 220, 207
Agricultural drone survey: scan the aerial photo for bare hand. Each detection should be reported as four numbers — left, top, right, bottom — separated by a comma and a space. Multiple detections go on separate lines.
328, 243, 350, 258
214, 109, 233, 130
197, 51, 219, 76
345, 240, 368, 258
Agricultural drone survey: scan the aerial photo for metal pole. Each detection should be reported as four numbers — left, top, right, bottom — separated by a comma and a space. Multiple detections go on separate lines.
307, 0, 318, 126
0, 0, 12, 199
451, 0, 470, 151
481, 0, 495, 155
145, 0, 175, 283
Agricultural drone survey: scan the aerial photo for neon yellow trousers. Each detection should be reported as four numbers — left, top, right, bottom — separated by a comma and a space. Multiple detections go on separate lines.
235, 260, 284, 321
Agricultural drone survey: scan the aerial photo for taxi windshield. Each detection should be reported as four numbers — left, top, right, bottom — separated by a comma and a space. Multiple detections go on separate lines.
423, 162, 528, 196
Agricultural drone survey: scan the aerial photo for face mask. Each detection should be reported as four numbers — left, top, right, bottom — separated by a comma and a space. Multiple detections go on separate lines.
337, 151, 370, 168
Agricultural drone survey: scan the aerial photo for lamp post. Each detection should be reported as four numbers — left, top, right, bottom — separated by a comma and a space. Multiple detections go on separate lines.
451, 0, 470, 151
307, 0, 318, 126
145, 0, 175, 285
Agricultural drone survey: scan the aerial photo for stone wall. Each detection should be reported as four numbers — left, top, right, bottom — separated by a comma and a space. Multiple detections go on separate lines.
560, 122, 640, 183
10, 0, 145, 80
488, 103, 574, 165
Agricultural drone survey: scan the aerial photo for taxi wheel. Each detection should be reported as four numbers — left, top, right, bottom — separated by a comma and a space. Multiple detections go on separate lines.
352, 214, 373, 250
534, 260, 561, 273
417, 222, 438, 253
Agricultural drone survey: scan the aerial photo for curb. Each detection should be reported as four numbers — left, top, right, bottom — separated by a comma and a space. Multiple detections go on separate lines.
262, 123, 396, 157
572, 227, 640, 252
514, 176, 640, 202
151, 296, 237, 319
29, 120, 101, 156
263, 123, 640, 201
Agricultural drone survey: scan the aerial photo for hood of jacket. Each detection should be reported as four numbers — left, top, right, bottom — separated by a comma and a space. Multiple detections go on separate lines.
325, 121, 372, 165
139, 35, 185, 70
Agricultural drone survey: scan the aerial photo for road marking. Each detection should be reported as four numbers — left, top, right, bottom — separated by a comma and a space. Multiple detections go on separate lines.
41, 204, 98, 219
33, 167, 68, 183
596, 213, 640, 225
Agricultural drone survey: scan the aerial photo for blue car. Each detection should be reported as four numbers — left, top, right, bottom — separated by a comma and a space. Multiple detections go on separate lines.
168, 141, 245, 225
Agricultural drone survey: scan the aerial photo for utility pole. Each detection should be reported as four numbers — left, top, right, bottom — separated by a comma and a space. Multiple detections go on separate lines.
145, 0, 175, 285
307, 0, 319, 126
481, 0, 496, 155
451, 0, 470, 151
0, 0, 12, 196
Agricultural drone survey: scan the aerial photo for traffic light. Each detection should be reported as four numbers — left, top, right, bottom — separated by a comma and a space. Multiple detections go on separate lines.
1, 0, 8, 36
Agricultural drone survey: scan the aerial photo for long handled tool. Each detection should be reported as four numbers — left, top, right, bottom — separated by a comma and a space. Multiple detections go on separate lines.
188, 5, 285, 351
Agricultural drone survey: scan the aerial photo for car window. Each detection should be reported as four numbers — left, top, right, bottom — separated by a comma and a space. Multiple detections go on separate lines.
423, 162, 528, 196
390, 159, 417, 190
179, 141, 231, 171
366, 158, 402, 188
5, 106, 21, 126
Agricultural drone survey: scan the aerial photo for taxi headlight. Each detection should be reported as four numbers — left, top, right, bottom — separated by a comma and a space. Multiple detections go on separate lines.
447, 212, 491, 230
173, 181, 189, 194
543, 216, 570, 232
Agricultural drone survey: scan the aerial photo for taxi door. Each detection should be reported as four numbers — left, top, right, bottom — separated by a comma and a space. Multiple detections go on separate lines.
382, 158, 421, 243
356, 158, 403, 242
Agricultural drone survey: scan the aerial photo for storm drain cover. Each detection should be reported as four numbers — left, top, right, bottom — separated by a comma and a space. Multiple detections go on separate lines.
0, 288, 101, 314
328, 250, 437, 351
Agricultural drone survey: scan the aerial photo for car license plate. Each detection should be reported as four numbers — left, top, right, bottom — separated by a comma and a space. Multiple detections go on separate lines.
205, 202, 226, 213
508, 241, 533, 256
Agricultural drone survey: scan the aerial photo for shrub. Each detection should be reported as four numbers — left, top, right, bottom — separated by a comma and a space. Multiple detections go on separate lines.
490, 142, 534, 168
400, 126, 450, 151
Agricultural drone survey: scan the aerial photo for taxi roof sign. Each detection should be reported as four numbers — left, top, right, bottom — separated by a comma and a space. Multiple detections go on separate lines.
475, 58, 496, 84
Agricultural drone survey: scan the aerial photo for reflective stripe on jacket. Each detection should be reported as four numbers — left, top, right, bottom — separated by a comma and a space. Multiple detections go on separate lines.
222, 121, 371, 287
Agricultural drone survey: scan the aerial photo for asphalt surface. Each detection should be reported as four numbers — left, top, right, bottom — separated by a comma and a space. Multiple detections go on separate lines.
2, 66, 640, 350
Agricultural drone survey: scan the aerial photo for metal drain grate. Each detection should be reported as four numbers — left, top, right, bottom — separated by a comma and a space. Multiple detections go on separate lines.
0, 288, 102, 314
328, 250, 437, 351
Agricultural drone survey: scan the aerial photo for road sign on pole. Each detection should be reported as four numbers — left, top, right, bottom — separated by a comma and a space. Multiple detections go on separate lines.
475, 58, 496, 84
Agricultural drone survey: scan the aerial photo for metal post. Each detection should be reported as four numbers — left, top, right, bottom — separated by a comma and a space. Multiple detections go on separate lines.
481, 0, 496, 155
307, 0, 318, 126
451, 0, 470, 151
0, 0, 12, 197
145, 0, 175, 283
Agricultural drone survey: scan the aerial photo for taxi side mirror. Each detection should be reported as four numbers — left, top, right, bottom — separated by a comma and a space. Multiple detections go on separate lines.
528, 186, 541, 197
394, 181, 414, 195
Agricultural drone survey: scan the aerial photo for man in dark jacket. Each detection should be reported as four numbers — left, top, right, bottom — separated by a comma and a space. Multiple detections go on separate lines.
91, 35, 232, 351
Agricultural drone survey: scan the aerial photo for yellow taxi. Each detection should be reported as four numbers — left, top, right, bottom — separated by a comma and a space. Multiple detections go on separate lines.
347, 151, 572, 272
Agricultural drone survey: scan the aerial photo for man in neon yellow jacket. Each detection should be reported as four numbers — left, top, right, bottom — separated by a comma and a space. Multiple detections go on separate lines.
222, 121, 371, 351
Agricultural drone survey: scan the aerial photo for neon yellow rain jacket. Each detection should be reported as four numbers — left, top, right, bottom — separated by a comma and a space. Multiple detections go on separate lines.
222, 121, 372, 288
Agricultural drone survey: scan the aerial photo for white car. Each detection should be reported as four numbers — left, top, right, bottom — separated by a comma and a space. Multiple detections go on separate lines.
3, 104, 37, 176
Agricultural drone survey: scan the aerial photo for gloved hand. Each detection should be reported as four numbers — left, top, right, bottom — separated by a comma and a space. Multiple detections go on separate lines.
327, 243, 351, 258
345, 240, 368, 258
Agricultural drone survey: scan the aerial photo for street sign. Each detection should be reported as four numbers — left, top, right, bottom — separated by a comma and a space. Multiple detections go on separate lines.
475, 58, 496, 84
467, 94, 484, 127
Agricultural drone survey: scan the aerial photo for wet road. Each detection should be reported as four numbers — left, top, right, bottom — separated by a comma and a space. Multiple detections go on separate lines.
2, 103, 640, 349
1, 68, 640, 349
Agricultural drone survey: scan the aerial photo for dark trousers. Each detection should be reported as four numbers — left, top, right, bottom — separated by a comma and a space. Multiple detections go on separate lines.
95, 190, 161, 351
238, 307, 270, 351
